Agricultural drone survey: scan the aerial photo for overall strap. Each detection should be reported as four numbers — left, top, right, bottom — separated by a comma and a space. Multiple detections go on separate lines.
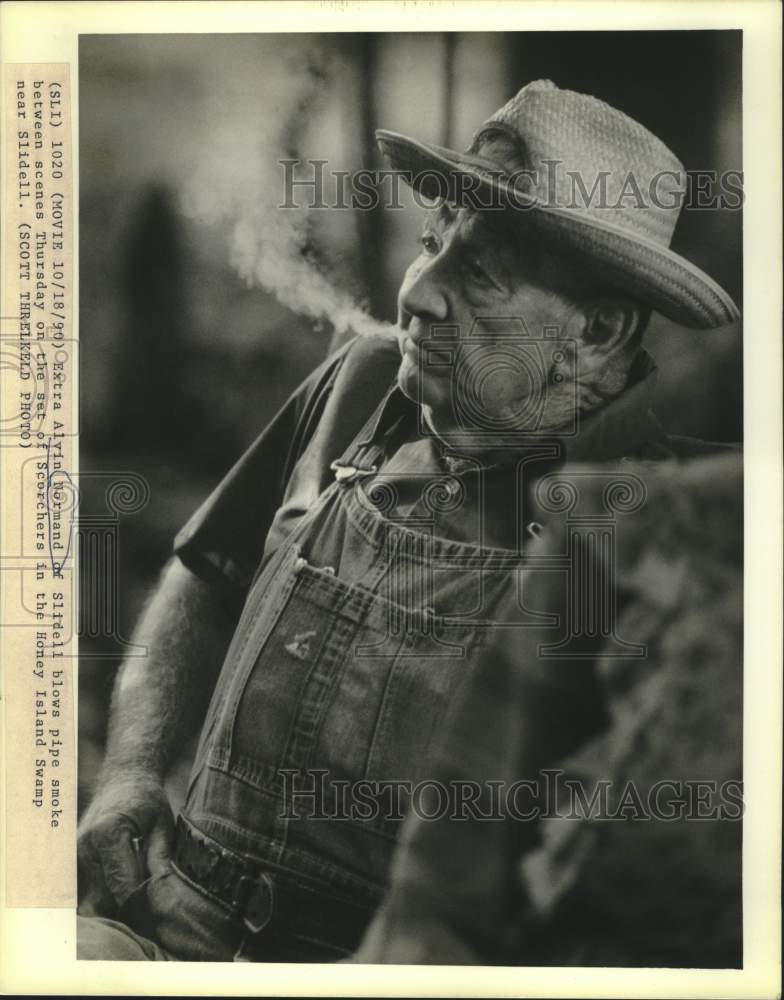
301, 332, 402, 487
330, 392, 393, 482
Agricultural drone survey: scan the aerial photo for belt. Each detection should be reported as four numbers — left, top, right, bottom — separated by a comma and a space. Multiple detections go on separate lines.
173, 814, 377, 959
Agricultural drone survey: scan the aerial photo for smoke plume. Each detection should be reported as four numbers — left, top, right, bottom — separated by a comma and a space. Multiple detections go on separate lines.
181, 37, 391, 339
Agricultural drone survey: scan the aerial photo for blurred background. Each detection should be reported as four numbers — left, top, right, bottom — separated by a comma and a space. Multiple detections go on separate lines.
78, 31, 742, 810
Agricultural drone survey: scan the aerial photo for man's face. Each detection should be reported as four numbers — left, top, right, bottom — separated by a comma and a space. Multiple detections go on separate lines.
396, 203, 582, 442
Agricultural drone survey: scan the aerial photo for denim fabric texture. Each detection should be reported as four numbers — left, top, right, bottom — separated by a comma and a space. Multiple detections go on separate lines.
82, 335, 733, 962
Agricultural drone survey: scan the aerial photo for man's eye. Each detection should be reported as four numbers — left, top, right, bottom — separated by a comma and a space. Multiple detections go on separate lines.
466, 256, 490, 285
420, 232, 440, 255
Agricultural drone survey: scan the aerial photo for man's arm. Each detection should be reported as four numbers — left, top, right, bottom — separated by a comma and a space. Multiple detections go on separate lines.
77, 558, 234, 916
78, 344, 352, 916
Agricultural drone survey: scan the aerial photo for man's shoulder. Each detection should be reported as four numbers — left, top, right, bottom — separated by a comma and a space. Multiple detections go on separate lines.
655, 433, 741, 461
670, 434, 741, 457
633, 408, 741, 464
318, 331, 402, 428
332, 330, 401, 390
296, 332, 402, 477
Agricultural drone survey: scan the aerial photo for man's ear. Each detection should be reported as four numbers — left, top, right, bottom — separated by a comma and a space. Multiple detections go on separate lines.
575, 296, 642, 374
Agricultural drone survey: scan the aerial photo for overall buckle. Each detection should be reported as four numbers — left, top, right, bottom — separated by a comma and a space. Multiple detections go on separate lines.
330, 460, 377, 484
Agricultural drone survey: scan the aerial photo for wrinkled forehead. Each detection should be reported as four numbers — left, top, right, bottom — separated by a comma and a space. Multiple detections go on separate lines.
430, 201, 525, 253
427, 200, 553, 275
424, 199, 608, 304
428, 200, 504, 237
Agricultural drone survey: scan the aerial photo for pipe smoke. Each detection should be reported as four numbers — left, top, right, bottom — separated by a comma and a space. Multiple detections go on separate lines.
180, 38, 392, 340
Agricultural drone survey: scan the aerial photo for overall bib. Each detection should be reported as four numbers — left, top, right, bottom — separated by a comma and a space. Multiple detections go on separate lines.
101, 338, 706, 963
128, 398, 530, 962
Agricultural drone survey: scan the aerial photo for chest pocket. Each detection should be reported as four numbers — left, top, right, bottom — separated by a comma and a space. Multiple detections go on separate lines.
209, 543, 478, 797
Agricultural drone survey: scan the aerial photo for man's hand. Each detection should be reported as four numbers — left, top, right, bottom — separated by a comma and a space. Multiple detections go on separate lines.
77, 559, 235, 917
77, 772, 175, 917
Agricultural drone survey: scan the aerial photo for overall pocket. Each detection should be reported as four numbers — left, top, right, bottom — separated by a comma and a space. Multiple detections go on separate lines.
225, 552, 477, 793
202, 542, 307, 768
225, 557, 389, 787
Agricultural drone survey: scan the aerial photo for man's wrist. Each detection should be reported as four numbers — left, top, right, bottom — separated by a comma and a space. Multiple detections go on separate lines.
95, 759, 167, 794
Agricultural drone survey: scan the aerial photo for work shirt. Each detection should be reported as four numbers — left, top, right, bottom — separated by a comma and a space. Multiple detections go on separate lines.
174, 331, 709, 612
161, 332, 734, 963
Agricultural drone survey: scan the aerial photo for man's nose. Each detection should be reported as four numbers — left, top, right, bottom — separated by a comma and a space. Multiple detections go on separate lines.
399, 258, 449, 331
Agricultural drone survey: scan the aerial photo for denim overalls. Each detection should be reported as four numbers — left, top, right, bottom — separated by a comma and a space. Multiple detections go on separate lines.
107, 335, 711, 962
132, 389, 537, 962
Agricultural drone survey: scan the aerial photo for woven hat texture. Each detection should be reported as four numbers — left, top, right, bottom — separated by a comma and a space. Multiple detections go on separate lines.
377, 80, 740, 329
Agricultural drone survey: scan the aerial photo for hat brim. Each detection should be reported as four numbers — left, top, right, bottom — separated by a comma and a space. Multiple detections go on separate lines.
376, 129, 740, 330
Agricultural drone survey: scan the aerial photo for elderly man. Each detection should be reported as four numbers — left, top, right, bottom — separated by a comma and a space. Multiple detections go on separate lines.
77, 81, 740, 962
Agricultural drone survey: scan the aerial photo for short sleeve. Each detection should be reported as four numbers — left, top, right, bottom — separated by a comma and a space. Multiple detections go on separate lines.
173, 342, 350, 615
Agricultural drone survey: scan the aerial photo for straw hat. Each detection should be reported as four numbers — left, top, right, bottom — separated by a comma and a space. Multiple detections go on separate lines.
376, 80, 740, 329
